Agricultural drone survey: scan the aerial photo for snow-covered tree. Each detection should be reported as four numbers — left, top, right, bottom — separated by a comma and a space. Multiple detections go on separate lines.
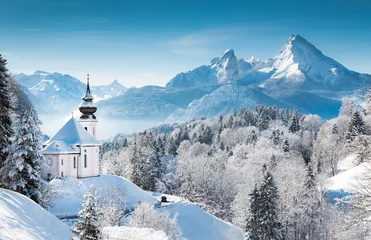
288, 109, 300, 133
74, 186, 101, 240
128, 201, 182, 239
96, 185, 126, 228
246, 167, 283, 240
339, 97, 357, 117
0, 104, 42, 203
345, 111, 366, 143
0, 54, 13, 185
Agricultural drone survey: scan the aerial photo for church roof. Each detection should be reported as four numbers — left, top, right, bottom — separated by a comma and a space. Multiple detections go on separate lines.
40, 141, 80, 155
44, 117, 101, 147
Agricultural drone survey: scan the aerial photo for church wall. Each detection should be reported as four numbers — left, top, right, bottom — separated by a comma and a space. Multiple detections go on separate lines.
41, 155, 59, 180
78, 146, 99, 178
78, 120, 98, 139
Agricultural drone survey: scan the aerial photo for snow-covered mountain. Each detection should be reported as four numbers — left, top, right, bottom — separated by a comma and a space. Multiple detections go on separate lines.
91, 79, 127, 101
263, 35, 365, 91
167, 35, 368, 92
14, 71, 126, 114
15, 35, 371, 126
166, 49, 272, 89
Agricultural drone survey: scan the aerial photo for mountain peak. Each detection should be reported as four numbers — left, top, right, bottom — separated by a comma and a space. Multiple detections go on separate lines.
219, 49, 235, 59
34, 70, 50, 75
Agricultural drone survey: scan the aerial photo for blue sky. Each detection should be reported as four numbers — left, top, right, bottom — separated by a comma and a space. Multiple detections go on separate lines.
1, 0, 370, 87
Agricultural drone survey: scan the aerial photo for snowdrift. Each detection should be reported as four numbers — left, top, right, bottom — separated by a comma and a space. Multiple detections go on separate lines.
0, 188, 72, 240
49, 174, 160, 217
157, 200, 244, 240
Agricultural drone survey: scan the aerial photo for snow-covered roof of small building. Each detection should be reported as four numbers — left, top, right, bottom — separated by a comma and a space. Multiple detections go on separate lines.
44, 117, 101, 147
40, 141, 80, 155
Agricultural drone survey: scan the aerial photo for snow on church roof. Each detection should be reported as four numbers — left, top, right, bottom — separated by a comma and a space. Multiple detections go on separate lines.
40, 141, 79, 155
44, 117, 101, 147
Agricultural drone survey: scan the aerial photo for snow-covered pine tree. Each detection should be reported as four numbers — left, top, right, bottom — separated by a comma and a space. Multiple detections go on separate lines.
245, 185, 260, 240
0, 80, 43, 203
246, 167, 283, 240
345, 111, 366, 143
288, 109, 300, 133
73, 186, 101, 240
0, 54, 14, 186
282, 139, 289, 153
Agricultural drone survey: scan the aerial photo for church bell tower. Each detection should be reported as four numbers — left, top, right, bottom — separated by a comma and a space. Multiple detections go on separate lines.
78, 74, 98, 138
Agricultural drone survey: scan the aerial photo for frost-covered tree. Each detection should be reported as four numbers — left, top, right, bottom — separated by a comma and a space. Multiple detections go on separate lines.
0, 104, 42, 203
96, 185, 126, 228
339, 97, 357, 117
74, 186, 101, 240
0, 54, 13, 183
128, 201, 182, 239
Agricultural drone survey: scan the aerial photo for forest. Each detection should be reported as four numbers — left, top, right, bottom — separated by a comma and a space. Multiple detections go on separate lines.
101, 97, 371, 239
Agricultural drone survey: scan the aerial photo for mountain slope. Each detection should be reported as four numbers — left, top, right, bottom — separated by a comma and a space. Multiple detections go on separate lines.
0, 188, 72, 240
167, 85, 298, 122
97, 85, 218, 119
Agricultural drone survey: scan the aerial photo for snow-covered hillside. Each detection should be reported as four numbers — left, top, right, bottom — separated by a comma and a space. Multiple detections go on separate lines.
157, 200, 244, 240
49, 174, 160, 217
0, 188, 72, 240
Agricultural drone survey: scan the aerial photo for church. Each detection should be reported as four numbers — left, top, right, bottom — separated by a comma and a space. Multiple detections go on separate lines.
40, 75, 101, 179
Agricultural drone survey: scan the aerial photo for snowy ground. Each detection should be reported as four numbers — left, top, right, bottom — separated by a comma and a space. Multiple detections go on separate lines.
48, 175, 243, 239
49, 174, 160, 218
102, 226, 168, 240
153, 193, 244, 240
326, 154, 371, 192
0, 188, 72, 240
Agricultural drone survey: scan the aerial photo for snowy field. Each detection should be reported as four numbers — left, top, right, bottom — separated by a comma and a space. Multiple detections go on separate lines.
0, 188, 72, 240
49, 174, 160, 218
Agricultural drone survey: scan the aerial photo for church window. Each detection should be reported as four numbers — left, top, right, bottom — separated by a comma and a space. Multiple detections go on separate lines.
74, 157, 76, 169
47, 158, 53, 166
61, 171, 64, 177
84, 154, 87, 168
61, 159, 63, 165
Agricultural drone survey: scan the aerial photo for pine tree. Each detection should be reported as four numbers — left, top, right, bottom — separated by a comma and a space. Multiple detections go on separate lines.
246, 185, 260, 240
246, 169, 283, 240
0, 54, 14, 186
0, 106, 42, 203
345, 111, 366, 143
73, 186, 101, 240
258, 171, 282, 239
288, 110, 300, 133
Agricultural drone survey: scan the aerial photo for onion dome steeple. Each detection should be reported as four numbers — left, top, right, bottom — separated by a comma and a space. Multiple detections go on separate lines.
79, 74, 97, 119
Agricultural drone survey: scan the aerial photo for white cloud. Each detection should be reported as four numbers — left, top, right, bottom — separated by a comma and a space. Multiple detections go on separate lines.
168, 27, 247, 56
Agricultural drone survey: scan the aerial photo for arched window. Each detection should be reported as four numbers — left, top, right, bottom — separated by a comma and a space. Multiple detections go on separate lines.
47, 158, 53, 166
74, 157, 76, 169
84, 154, 87, 168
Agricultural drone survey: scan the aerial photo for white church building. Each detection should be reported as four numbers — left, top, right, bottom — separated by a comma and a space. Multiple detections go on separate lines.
40, 75, 101, 179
